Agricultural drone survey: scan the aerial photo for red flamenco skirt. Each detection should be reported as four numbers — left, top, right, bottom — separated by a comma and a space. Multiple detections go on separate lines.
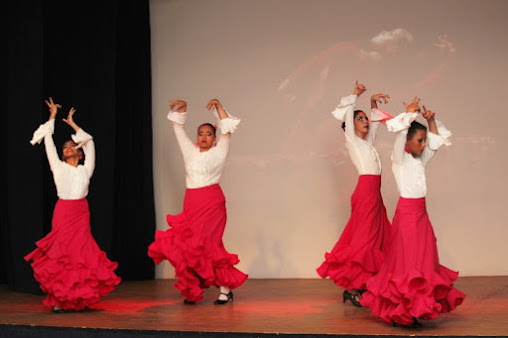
317, 175, 391, 290
25, 198, 121, 310
148, 184, 248, 302
360, 197, 465, 326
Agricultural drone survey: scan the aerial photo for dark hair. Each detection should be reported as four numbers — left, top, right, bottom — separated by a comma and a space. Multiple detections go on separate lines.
198, 123, 216, 136
341, 110, 363, 131
407, 121, 427, 140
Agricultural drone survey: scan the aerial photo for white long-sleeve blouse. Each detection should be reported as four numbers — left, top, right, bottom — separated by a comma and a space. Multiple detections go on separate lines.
331, 94, 391, 175
387, 112, 452, 198
30, 119, 95, 200
168, 111, 240, 189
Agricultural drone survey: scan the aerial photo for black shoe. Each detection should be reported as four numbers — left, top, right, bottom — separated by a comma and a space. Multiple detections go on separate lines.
214, 291, 233, 305
342, 290, 362, 307
411, 318, 423, 328
183, 299, 196, 305
392, 318, 422, 328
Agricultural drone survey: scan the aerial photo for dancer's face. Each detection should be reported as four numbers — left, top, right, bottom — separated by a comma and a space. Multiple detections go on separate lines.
62, 141, 83, 161
354, 111, 369, 139
197, 125, 216, 152
406, 129, 427, 156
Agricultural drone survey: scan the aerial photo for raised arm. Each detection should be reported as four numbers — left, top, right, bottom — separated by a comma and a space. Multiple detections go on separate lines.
419, 105, 451, 166
63, 108, 95, 177
388, 97, 420, 164
80, 136, 95, 178
422, 105, 438, 135
207, 99, 240, 155
347, 82, 366, 140
366, 93, 391, 144
39, 97, 62, 172
331, 81, 366, 142
168, 100, 196, 158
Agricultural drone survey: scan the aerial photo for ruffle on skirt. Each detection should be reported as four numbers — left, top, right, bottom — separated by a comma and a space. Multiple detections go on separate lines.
317, 175, 391, 290
25, 199, 120, 310
360, 197, 464, 326
148, 184, 248, 302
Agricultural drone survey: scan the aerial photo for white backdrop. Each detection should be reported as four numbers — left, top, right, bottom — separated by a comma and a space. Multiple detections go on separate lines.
150, 0, 508, 278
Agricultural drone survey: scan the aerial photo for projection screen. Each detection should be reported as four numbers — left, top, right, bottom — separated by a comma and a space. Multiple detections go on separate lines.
150, 0, 508, 278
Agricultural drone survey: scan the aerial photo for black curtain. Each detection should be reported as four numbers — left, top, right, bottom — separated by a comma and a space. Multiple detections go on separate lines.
4, 0, 155, 293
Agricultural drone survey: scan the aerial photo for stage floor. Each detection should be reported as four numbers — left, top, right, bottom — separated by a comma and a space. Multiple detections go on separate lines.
1, 277, 507, 336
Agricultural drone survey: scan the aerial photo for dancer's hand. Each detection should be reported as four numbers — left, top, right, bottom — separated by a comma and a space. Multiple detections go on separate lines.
206, 98, 228, 120
353, 81, 367, 96
63, 108, 80, 132
206, 99, 223, 111
421, 105, 435, 121
371, 93, 390, 109
45, 97, 62, 120
371, 93, 390, 105
170, 100, 187, 113
422, 105, 438, 135
403, 97, 421, 113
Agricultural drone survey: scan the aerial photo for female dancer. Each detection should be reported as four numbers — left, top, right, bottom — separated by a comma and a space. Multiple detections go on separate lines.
360, 98, 465, 328
148, 99, 248, 305
25, 97, 121, 312
317, 82, 392, 306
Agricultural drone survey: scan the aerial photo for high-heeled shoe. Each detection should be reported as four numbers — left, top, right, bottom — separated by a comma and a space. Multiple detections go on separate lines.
392, 317, 422, 328
183, 299, 196, 305
214, 291, 233, 305
342, 290, 362, 307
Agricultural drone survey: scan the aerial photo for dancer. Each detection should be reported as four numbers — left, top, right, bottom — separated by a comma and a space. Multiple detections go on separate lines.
148, 99, 248, 305
317, 81, 392, 306
360, 98, 465, 328
25, 97, 120, 313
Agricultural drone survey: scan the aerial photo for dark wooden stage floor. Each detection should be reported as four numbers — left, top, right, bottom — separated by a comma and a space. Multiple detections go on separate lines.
1, 277, 507, 336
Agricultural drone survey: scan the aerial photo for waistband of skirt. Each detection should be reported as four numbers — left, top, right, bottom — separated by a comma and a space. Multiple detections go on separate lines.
186, 183, 221, 192
358, 174, 381, 180
398, 196, 426, 204
357, 174, 382, 186
57, 197, 87, 203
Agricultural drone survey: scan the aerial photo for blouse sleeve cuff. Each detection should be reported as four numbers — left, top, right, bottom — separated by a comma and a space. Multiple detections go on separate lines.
167, 111, 187, 125
212, 109, 241, 134
370, 108, 393, 122
331, 95, 357, 121
386, 112, 418, 133
71, 128, 93, 148
427, 120, 452, 150
30, 119, 55, 145
218, 116, 241, 135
